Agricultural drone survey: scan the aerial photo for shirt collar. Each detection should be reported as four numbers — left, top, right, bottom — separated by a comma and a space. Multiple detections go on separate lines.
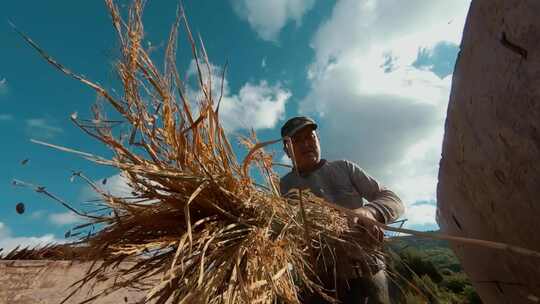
296, 159, 327, 177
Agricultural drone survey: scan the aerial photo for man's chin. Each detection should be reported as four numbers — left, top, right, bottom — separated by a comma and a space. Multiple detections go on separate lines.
305, 155, 320, 164
304, 151, 318, 158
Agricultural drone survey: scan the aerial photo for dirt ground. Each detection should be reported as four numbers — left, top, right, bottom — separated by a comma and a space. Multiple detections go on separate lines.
0, 260, 151, 304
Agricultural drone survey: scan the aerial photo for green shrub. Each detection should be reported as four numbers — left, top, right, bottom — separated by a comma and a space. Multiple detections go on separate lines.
400, 248, 444, 283
443, 273, 469, 293
463, 285, 483, 304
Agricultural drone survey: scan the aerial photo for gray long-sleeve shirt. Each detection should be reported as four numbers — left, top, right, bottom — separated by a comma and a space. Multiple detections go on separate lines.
279, 159, 404, 224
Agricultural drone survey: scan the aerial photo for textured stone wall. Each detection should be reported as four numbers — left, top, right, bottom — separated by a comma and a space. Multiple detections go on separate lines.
0, 260, 147, 303
437, 0, 540, 303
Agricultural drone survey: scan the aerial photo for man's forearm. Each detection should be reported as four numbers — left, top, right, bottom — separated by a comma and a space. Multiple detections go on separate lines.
362, 205, 386, 223
365, 189, 404, 224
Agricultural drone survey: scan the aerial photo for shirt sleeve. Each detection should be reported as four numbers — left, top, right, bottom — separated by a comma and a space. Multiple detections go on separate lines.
343, 160, 405, 224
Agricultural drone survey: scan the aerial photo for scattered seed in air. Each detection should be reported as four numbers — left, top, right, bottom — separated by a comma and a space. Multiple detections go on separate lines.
16, 202, 25, 214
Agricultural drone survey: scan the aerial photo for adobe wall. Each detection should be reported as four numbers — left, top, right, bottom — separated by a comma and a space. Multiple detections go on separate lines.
437, 0, 540, 303
0, 260, 147, 304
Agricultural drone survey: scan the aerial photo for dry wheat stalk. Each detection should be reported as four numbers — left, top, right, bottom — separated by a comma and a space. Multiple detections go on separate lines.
9, 1, 385, 303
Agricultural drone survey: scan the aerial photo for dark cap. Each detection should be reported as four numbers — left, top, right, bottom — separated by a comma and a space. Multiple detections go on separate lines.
280, 116, 318, 138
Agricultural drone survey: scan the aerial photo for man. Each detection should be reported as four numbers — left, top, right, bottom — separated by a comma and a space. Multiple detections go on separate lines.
279, 116, 405, 304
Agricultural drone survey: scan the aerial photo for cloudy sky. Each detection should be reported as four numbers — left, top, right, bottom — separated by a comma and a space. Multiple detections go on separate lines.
0, 0, 471, 252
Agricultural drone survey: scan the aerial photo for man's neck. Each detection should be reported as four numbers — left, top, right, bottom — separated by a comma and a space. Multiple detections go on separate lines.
296, 159, 325, 176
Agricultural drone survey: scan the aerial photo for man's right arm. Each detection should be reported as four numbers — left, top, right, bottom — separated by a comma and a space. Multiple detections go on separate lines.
344, 160, 405, 224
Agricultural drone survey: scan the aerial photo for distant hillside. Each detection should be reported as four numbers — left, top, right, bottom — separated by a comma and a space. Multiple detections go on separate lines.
388, 234, 463, 273
385, 234, 483, 303
389, 234, 450, 250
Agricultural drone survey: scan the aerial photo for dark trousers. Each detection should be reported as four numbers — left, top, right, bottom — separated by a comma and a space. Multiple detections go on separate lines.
304, 270, 390, 304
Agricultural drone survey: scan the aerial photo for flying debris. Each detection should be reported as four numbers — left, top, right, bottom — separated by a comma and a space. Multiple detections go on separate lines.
15, 202, 25, 214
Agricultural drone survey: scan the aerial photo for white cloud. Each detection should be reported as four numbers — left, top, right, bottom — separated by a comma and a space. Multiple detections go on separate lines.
79, 173, 134, 201
0, 114, 13, 121
406, 204, 437, 226
48, 211, 85, 226
0, 222, 60, 253
29, 210, 46, 219
0, 77, 7, 95
98, 174, 134, 198
0, 222, 9, 239
301, 0, 471, 228
219, 81, 290, 131
79, 173, 164, 207
232, 0, 315, 41
186, 60, 291, 132
311, 0, 470, 68
25, 118, 64, 139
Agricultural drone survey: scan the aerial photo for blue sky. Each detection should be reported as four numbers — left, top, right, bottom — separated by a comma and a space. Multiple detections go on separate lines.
0, 0, 471, 251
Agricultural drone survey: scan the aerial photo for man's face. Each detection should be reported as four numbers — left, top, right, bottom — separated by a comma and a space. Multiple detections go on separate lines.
286, 126, 321, 171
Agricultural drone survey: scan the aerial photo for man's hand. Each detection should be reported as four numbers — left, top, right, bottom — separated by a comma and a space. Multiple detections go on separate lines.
350, 207, 384, 242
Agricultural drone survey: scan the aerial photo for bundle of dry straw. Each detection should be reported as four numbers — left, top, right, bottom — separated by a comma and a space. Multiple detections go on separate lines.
12, 1, 386, 303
